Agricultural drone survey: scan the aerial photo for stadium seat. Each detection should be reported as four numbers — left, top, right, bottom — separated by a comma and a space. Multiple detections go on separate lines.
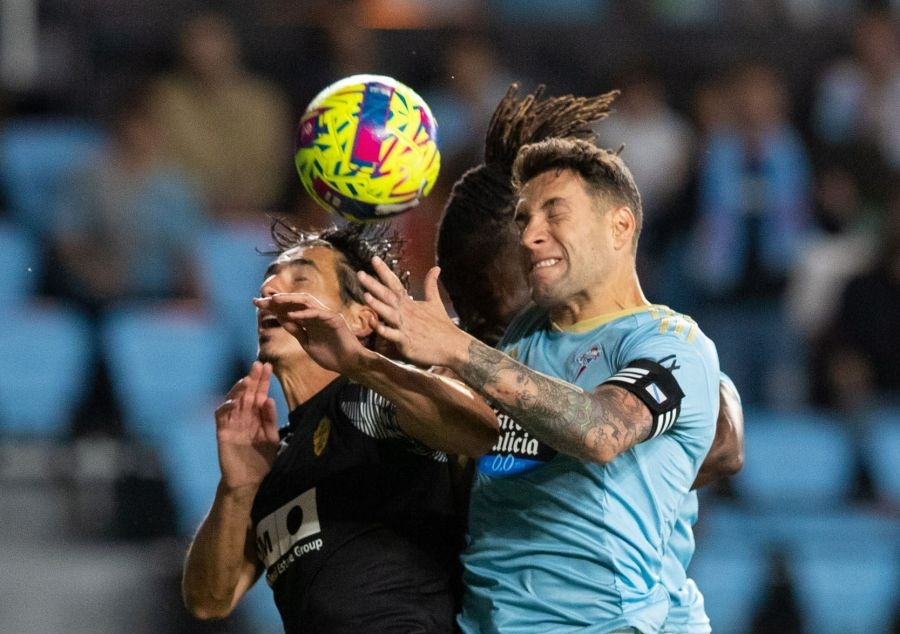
0, 222, 41, 302
862, 407, 900, 505
0, 305, 93, 437
698, 503, 900, 554
688, 542, 769, 634
731, 409, 856, 509
156, 405, 220, 538
100, 302, 233, 445
0, 120, 105, 236
788, 544, 899, 634
195, 222, 273, 365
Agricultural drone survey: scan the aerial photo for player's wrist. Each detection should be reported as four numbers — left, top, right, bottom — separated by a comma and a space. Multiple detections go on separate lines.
443, 327, 477, 372
217, 478, 263, 502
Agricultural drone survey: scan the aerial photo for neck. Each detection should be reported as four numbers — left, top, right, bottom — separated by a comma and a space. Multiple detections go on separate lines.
549, 267, 649, 328
271, 355, 339, 411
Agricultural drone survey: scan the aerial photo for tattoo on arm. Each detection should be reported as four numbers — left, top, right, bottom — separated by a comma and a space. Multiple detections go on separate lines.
464, 340, 652, 462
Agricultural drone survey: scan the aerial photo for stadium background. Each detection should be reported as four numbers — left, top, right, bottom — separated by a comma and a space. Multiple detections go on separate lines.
0, 0, 898, 632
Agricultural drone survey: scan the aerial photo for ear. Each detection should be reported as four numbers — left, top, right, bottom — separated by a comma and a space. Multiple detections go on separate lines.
346, 303, 377, 339
610, 206, 636, 252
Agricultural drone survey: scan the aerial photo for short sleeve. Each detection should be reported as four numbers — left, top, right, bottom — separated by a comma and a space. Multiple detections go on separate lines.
615, 324, 720, 465
339, 381, 447, 462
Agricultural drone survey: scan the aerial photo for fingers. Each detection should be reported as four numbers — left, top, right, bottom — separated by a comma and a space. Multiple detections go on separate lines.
253, 293, 330, 313
358, 268, 399, 308
254, 363, 273, 409
370, 255, 407, 293
261, 398, 279, 443
372, 320, 403, 344
362, 290, 398, 326
423, 267, 442, 305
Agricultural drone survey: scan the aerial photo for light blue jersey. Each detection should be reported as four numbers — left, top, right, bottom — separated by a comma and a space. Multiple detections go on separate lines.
459, 305, 719, 634
661, 492, 710, 634
662, 373, 739, 634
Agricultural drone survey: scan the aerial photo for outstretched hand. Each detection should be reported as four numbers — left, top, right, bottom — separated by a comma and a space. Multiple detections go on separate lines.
215, 361, 279, 491
357, 257, 470, 369
252, 292, 365, 373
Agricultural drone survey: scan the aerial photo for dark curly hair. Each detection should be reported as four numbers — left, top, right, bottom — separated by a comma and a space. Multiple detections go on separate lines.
266, 217, 409, 306
436, 84, 619, 342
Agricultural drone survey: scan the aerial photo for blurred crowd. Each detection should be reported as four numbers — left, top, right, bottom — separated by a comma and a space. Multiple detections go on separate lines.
0, 1, 898, 632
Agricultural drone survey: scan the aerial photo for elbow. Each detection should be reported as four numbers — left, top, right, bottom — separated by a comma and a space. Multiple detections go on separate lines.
587, 446, 619, 466
721, 449, 745, 477
182, 588, 235, 621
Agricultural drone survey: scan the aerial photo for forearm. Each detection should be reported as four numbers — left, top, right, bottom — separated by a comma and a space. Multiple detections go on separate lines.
182, 481, 261, 619
348, 347, 499, 456
449, 338, 648, 464
693, 387, 745, 489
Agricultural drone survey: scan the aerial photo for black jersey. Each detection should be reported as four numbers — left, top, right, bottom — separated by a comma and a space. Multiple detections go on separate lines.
250, 376, 460, 633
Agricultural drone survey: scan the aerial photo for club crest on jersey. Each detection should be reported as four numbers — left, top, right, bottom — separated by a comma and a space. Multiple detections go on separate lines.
574, 345, 602, 380
313, 417, 330, 457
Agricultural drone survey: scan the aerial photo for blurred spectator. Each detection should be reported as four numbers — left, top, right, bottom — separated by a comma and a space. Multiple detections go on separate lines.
149, 12, 292, 218
423, 33, 516, 170
820, 189, 900, 411
686, 63, 813, 406
688, 63, 812, 300
595, 65, 695, 233
812, 11, 900, 174
786, 160, 881, 340
594, 64, 695, 296
48, 86, 205, 314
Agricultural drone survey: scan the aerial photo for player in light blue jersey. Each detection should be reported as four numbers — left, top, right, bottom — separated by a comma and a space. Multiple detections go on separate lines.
361, 121, 729, 631
435, 85, 746, 634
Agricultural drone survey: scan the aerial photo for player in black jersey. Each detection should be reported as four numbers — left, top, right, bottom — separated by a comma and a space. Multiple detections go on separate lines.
182, 223, 499, 633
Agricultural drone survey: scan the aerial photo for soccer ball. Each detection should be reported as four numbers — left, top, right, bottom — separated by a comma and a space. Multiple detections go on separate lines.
294, 74, 441, 223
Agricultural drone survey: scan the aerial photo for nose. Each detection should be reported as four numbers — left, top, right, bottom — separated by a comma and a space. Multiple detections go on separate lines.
520, 215, 547, 250
259, 273, 283, 298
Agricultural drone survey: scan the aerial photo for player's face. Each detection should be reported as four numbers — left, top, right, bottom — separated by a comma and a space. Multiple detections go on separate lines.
514, 169, 615, 307
486, 242, 531, 328
256, 246, 346, 364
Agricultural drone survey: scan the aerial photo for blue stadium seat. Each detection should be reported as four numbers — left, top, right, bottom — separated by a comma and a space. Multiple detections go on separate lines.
731, 409, 856, 509
698, 503, 900, 553
0, 222, 41, 302
0, 120, 105, 236
863, 407, 900, 505
688, 542, 769, 634
0, 305, 92, 437
195, 222, 273, 365
100, 302, 233, 445
788, 544, 899, 634
156, 405, 220, 538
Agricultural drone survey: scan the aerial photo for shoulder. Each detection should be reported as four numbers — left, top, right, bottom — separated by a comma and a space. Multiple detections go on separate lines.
337, 377, 447, 462
618, 307, 719, 388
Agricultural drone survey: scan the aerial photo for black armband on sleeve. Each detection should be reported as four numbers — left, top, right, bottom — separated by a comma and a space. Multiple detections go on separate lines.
603, 359, 685, 440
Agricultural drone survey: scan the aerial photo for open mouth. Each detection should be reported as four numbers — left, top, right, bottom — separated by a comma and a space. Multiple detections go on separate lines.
531, 258, 561, 271
259, 316, 281, 330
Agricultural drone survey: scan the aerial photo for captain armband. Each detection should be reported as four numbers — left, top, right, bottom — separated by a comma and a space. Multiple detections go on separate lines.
603, 359, 685, 440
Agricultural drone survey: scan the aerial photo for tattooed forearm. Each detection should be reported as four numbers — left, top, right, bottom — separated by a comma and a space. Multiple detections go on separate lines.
464, 340, 652, 463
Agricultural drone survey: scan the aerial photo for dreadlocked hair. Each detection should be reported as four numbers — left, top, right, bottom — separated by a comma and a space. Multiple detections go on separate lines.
437, 84, 620, 336
266, 217, 409, 306
484, 83, 620, 167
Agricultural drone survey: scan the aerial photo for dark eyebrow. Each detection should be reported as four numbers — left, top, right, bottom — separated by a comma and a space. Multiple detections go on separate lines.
264, 257, 320, 278
542, 196, 564, 211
